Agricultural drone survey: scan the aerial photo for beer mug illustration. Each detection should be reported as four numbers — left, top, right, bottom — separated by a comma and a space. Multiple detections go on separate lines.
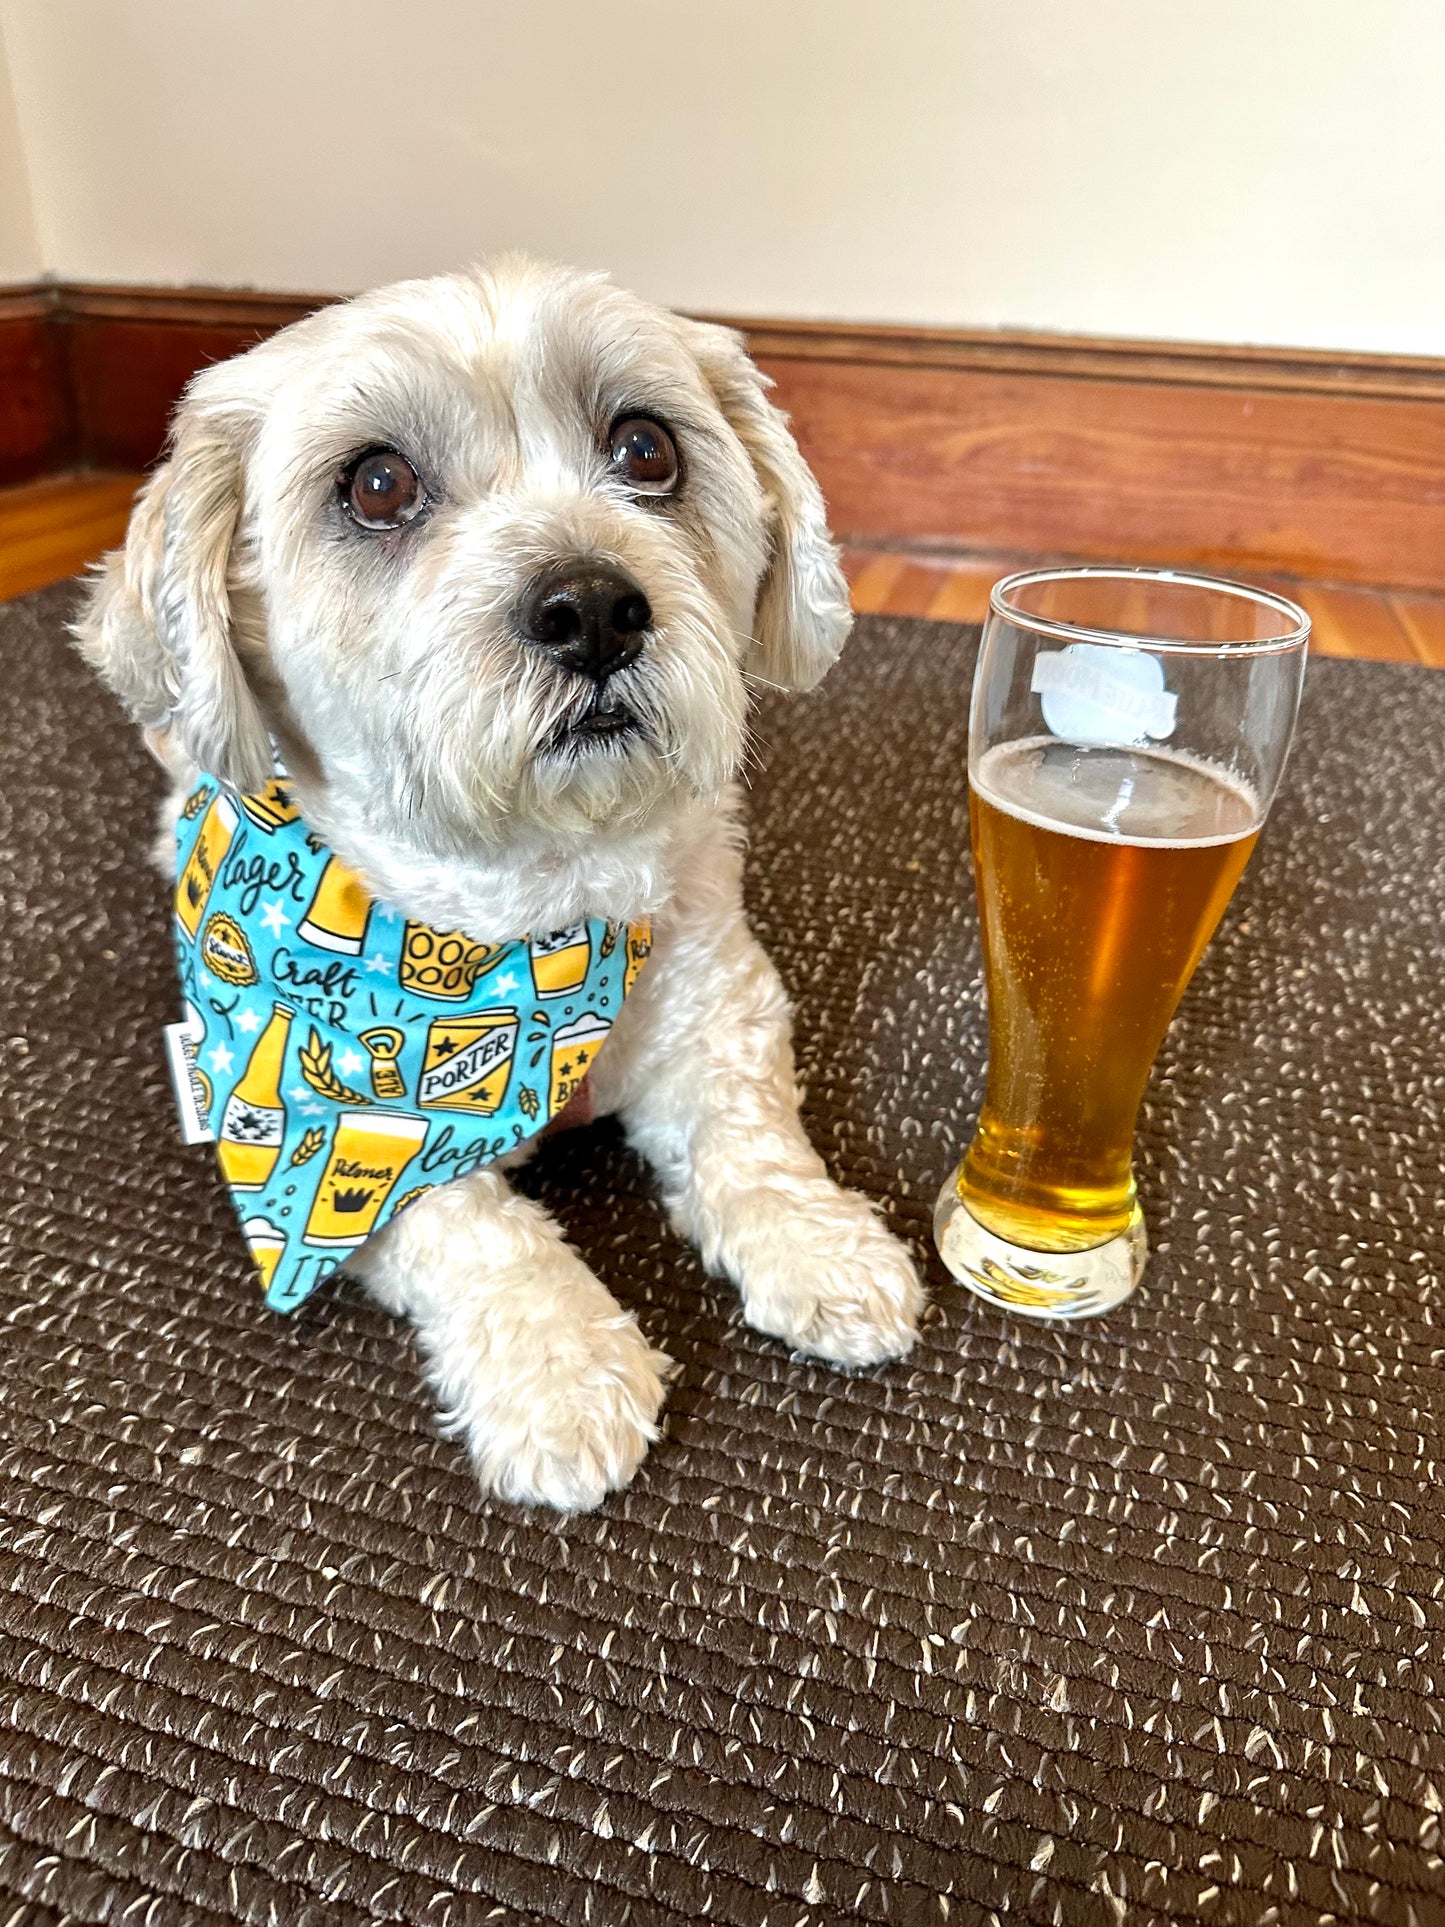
240, 778, 300, 834
216, 1002, 295, 1192
548, 1011, 611, 1114
624, 919, 652, 996
176, 792, 239, 938
358, 1025, 407, 1099
302, 1111, 429, 1247
297, 855, 372, 955
417, 1010, 518, 1113
530, 924, 591, 999
400, 921, 506, 1001
242, 1216, 288, 1294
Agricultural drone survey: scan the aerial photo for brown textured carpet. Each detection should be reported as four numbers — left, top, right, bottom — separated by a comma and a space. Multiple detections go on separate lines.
1, 580, 1443, 1926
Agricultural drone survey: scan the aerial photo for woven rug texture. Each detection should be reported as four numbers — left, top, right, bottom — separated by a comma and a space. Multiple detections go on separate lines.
0, 583, 1443, 1926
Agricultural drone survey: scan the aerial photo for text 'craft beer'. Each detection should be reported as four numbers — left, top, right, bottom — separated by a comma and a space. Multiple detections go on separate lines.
961, 738, 1260, 1251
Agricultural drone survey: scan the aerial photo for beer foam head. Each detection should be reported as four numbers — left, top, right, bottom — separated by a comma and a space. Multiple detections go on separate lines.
74, 256, 851, 877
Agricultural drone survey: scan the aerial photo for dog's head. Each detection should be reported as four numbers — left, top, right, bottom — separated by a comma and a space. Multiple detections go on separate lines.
75, 257, 851, 858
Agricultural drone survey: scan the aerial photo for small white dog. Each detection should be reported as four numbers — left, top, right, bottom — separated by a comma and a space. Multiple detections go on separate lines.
76, 256, 924, 1510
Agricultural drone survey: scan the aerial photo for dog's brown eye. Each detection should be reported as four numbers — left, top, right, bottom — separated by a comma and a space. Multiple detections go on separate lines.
608, 416, 679, 495
340, 448, 426, 529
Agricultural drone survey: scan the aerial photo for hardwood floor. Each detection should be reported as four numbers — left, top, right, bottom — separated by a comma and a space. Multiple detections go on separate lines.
1, 471, 1440, 666
843, 546, 1445, 666
0, 470, 140, 601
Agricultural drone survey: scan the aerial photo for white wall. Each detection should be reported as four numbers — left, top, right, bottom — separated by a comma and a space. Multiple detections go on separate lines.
0, 0, 1441, 354
0, 14, 37, 282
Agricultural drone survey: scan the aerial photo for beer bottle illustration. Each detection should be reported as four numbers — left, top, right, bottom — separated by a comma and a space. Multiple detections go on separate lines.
216, 1001, 295, 1192
298, 855, 372, 955
176, 792, 239, 938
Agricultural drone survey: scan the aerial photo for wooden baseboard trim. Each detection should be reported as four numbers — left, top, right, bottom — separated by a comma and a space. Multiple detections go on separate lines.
4, 281, 1444, 590
737, 316, 1445, 403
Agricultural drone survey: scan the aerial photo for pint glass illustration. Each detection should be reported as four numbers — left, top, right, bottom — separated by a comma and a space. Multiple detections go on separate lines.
216, 1001, 295, 1191
297, 855, 372, 954
548, 1011, 611, 1114
417, 1010, 518, 1113
302, 1111, 429, 1247
530, 925, 591, 999
242, 1216, 288, 1293
176, 791, 239, 938
400, 922, 506, 1000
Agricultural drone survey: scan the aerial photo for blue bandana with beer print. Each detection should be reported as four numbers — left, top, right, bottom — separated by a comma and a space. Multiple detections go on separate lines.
166, 774, 651, 1312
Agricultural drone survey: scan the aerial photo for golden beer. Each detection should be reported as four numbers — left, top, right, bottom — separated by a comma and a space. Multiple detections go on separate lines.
957, 739, 1258, 1252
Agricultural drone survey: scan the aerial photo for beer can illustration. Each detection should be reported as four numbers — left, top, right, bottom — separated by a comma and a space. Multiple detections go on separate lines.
400, 922, 506, 1001
176, 792, 239, 938
358, 1025, 407, 1099
240, 777, 300, 834
242, 1217, 288, 1294
624, 919, 653, 996
216, 1001, 295, 1192
530, 924, 591, 999
297, 855, 372, 955
548, 1011, 612, 1115
302, 1111, 429, 1248
417, 1009, 518, 1113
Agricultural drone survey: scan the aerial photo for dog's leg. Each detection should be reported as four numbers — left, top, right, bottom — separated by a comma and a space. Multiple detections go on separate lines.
601, 821, 924, 1368
347, 1168, 671, 1510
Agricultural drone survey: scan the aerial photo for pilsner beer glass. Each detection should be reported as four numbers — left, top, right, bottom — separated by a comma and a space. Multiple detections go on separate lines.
935, 567, 1309, 1320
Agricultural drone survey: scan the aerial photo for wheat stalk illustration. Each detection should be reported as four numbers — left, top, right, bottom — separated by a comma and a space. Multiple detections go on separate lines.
298, 1028, 371, 1105
289, 1125, 327, 1166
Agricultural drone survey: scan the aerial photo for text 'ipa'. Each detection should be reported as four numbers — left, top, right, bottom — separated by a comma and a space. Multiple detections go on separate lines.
960, 739, 1260, 1251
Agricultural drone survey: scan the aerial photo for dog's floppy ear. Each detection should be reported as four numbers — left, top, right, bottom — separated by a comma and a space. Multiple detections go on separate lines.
682, 319, 852, 692
74, 365, 272, 792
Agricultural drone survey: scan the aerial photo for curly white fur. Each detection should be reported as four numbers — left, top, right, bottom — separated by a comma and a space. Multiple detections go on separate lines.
75, 255, 923, 1511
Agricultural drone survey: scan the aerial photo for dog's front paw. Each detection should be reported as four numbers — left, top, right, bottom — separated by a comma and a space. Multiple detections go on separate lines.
436, 1272, 672, 1511
732, 1182, 924, 1369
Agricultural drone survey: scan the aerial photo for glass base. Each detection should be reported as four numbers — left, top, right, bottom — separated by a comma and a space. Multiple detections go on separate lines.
934, 1178, 1147, 1320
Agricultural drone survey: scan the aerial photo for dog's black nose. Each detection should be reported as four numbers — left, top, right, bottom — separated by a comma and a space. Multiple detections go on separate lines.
519, 566, 652, 681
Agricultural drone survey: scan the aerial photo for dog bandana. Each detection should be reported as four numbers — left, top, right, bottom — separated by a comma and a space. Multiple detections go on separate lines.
165, 774, 651, 1312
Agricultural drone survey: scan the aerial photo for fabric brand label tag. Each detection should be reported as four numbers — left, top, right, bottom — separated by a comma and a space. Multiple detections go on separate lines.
1031, 642, 1178, 745
163, 1022, 217, 1145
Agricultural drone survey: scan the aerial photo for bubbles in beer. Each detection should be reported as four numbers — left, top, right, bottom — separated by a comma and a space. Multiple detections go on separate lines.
973, 739, 1260, 848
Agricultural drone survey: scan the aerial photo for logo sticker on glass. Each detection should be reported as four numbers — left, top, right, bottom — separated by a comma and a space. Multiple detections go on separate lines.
1031, 642, 1178, 746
